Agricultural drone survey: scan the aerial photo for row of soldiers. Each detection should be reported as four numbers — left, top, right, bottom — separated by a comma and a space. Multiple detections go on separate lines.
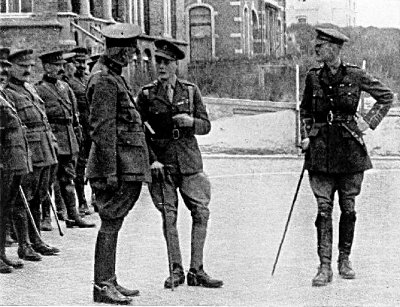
0, 46, 97, 271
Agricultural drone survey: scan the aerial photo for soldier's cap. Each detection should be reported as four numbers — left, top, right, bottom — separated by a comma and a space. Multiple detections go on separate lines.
8, 49, 35, 65
88, 54, 101, 65
315, 27, 349, 46
63, 52, 77, 63
71, 47, 89, 60
154, 39, 185, 61
102, 23, 142, 48
39, 50, 67, 64
0, 47, 12, 66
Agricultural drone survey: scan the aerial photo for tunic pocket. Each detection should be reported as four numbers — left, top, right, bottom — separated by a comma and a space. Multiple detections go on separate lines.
26, 133, 45, 163
117, 131, 147, 175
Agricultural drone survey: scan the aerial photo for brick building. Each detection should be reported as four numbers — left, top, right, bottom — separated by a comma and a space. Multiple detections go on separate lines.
286, 0, 356, 27
184, 0, 286, 61
0, 0, 188, 84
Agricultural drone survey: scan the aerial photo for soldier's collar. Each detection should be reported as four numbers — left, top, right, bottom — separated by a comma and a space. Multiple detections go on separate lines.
103, 56, 122, 75
8, 76, 25, 86
43, 74, 58, 84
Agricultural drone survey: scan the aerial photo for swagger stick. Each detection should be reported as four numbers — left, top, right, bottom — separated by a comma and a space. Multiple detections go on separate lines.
19, 186, 41, 239
271, 164, 306, 276
47, 191, 64, 236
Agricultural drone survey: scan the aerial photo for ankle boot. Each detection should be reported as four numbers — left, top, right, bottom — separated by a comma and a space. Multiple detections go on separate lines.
1, 253, 24, 269
93, 279, 132, 305
0, 258, 13, 274
17, 244, 42, 261
111, 276, 139, 297
338, 256, 356, 279
187, 265, 223, 288
164, 263, 185, 289
312, 264, 333, 287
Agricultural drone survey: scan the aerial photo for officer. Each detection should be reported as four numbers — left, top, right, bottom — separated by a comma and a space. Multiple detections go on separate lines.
4, 49, 60, 260
65, 47, 92, 216
136, 39, 223, 289
300, 28, 394, 287
0, 47, 32, 273
35, 50, 95, 229
86, 23, 151, 304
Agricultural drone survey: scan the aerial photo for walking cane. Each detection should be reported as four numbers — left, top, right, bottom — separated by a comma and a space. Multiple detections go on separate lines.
47, 191, 64, 237
158, 174, 175, 291
271, 163, 306, 276
19, 186, 41, 239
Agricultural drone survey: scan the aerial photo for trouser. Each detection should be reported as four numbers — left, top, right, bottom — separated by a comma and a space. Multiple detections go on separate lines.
309, 171, 364, 264
91, 180, 142, 284
1, 171, 23, 256
14, 166, 52, 247
75, 137, 91, 208
149, 171, 211, 270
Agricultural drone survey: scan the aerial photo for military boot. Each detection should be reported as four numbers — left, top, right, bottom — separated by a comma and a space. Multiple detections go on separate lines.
40, 195, 53, 231
164, 263, 185, 289
17, 244, 42, 261
338, 212, 356, 279
187, 265, 223, 288
111, 276, 139, 297
338, 256, 356, 279
5, 218, 17, 247
0, 258, 13, 274
0, 214, 23, 269
93, 278, 132, 305
312, 264, 333, 287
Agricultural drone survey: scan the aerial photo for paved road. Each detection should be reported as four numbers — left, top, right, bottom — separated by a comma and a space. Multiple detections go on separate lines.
1, 156, 400, 306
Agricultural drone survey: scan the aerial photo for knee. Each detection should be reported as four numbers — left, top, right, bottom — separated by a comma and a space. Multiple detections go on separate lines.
100, 218, 123, 234
341, 210, 356, 222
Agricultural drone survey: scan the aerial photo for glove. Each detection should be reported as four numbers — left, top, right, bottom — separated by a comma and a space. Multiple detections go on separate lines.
74, 126, 83, 145
301, 138, 310, 151
150, 161, 165, 180
172, 114, 194, 127
106, 174, 119, 191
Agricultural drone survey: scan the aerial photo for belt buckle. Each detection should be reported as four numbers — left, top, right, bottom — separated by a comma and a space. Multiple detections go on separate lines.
327, 110, 333, 125
172, 128, 180, 140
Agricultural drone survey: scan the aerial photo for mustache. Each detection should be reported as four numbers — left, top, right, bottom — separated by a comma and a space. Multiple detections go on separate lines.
23, 71, 31, 76
58, 69, 65, 75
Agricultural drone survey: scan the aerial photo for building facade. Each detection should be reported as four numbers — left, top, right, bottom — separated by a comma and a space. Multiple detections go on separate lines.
286, 0, 356, 27
0, 0, 187, 84
184, 0, 286, 61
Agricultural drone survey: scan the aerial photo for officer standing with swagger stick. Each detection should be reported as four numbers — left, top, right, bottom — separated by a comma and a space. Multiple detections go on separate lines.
0, 47, 32, 273
300, 28, 393, 287
136, 39, 223, 289
87, 23, 151, 304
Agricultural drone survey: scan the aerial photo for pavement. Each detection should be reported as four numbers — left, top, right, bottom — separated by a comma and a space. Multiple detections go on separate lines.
1, 156, 400, 306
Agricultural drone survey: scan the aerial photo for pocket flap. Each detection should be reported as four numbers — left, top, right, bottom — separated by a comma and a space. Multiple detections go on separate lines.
118, 131, 144, 146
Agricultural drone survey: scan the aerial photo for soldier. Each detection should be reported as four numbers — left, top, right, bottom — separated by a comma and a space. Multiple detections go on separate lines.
35, 50, 95, 229
136, 39, 223, 289
4, 49, 60, 260
65, 47, 92, 216
87, 23, 151, 304
0, 47, 32, 273
300, 28, 394, 287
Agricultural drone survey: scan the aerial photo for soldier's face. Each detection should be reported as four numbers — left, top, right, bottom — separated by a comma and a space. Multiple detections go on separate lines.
73, 58, 87, 75
0, 63, 10, 84
45, 63, 64, 78
156, 57, 177, 81
64, 62, 77, 77
9, 63, 33, 82
315, 40, 336, 63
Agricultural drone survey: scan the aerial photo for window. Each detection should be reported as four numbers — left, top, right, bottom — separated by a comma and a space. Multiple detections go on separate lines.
164, 0, 172, 37
1, 0, 32, 13
189, 6, 212, 61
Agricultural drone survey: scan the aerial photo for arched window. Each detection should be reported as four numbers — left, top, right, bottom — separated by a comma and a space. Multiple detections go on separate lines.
163, 0, 172, 37
252, 9, 261, 54
1, 0, 32, 13
243, 7, 250, 56
189, 6, 212, 61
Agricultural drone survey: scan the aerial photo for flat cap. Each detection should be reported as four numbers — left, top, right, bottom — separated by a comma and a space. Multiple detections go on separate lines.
0, 47, 12, 66
39, 50, 66, 64
316, 27, 349, 45
102, 23, 142, 48
71, 47, 89, 60
8, 49, 35, 65
154, 39, 185, 61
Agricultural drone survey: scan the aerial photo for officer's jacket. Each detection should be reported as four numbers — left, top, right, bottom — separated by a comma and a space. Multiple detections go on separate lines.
0, 92, 32, 174
3, 78, 58, 168
66, 73, 90, 142
36, 75, 80, 156
86, 56, 150, 182
300, 62, 393, 173
136, 77, 211, 175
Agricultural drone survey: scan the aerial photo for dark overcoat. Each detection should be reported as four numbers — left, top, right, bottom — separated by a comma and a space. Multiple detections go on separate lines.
86, 58, 151, 182
300, 62, 393, 173
3, 79, 58, 167
136, 78, 211, 175
0, 92, 32, 174
36, 76, 80, 156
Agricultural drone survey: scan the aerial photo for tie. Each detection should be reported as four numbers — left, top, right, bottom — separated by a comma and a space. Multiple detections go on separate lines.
167, 84, 174, 103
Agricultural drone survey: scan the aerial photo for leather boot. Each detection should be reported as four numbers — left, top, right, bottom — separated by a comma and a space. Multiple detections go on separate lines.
0, 258, 13, 274
40, 196, 53, 231
315, 214, 333, 266
338, 256, 356, 279
312, 264, 333, 287
93, 279, 132, 305
0, 211, 23, 269
338, 211, 356, 278
111, 276, 139, 297
62, 181, 95, 228
17, 244, 42, 261
164, 263, 185, 289
187, 265, 223, 288
5, 218, 17, 247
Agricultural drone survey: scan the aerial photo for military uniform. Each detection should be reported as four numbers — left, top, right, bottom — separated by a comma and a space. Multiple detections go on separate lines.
136, 39, 222, 289
65, 47, 92, 214
36, 50, 94, 229
300, 28, 394, 286
0, 85, 32, 272
3, 49, 59, 260
87, 23, 150, 305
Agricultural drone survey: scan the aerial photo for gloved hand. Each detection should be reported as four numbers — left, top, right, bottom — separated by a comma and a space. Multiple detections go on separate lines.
106, 174, 119, 191
172, 114, 194, 127
151, 161, 165, 180
355, 114, 370, 133
301, 138, 310, 151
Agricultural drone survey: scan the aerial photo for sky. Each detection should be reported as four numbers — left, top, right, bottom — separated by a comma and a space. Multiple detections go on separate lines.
356, 0, 400, 28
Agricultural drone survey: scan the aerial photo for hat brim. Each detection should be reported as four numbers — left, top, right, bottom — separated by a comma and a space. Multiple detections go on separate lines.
47, 60, 67, 64
0, 59, 12, 66
14, 60, 36, 65
155, 52, 176, 61
74, 55, 89, 60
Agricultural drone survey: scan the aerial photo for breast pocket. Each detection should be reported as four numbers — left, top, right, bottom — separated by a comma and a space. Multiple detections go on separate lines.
26, 132, 44, 163
117, 131, 148, 175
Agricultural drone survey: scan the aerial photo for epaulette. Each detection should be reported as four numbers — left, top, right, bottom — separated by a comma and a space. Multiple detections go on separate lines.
142, 80, 158, 90
343, 63, 361, 69
180, 79, 195, 87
